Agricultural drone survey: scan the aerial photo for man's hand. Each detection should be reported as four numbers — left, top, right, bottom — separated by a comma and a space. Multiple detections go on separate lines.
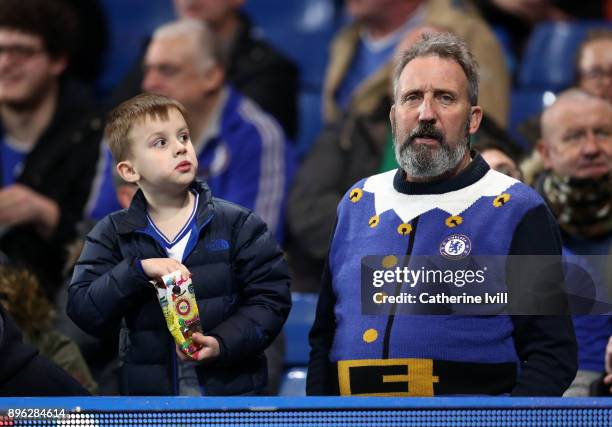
0, 184, 59, 237
141, 258, 191, 282
603, 336, 612, 393
175, 333, 221, 363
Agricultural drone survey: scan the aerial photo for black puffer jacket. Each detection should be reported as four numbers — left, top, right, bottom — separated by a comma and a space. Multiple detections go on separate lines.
0, 306, 88, 396
67, 181, 291, 395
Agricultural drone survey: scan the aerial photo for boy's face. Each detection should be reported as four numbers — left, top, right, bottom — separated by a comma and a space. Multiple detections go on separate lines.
117, 108, 198, 193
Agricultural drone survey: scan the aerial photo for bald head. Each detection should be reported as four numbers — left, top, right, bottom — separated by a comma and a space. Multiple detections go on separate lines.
540, 89, 612, 139
538, 88, 612, 179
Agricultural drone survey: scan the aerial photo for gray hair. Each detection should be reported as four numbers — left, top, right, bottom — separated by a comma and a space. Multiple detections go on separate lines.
152, 19, 225, 70
393, 32, 479, 106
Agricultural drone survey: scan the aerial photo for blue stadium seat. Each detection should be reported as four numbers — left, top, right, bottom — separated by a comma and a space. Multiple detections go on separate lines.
283, 292, 318, 366
518, 21, 612, 91
278, 367, 308, 396
492, 25, 516, 76
278, 292, 317, 396
96, 0, 174, 96
296, 91, 324, 157
508, 89, 556, 149
242, 0, 342, 90
242, 1, 342, 156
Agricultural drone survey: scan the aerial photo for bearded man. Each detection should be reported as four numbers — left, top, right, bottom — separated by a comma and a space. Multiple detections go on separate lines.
306, 33, 577, 397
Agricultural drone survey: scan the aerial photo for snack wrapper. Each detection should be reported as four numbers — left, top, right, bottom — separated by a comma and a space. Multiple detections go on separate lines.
152, 270, 203, 359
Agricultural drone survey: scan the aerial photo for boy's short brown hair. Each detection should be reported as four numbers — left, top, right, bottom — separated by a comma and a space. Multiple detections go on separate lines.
105, 93, 188, 163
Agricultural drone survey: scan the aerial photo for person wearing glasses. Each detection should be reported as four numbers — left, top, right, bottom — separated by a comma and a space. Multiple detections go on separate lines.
576, 29, 612, 102
0, 0, 102, 299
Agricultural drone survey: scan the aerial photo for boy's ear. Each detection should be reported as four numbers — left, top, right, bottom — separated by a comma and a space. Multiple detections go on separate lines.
116, 161, 140, 183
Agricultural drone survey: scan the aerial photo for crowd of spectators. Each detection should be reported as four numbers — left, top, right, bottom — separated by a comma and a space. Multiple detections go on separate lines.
0, 0, 611, 397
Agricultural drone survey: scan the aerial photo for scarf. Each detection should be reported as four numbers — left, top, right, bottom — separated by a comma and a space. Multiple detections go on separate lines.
539, 172, 612, 238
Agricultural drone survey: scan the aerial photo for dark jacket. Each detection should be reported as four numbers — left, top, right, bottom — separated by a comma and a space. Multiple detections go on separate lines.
226, 13, 298, 139
287, 98, 390, 292
0, 305, 88, 396
0, 79, 103, 298
67, 181, 291, 396
108, 13, 298, 139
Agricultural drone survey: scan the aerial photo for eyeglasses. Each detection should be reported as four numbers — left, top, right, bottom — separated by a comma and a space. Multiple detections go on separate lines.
580, 66, 612, 81
0, 44, 45, 62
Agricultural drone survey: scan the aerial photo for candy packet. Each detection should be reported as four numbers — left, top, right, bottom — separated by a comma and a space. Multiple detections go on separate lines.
152, 270, 203, 359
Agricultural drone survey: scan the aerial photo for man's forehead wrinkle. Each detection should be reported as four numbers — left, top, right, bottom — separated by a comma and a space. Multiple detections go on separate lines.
542, 95, 612, 139
399, 82, 458, 97
399, 70, 465, 94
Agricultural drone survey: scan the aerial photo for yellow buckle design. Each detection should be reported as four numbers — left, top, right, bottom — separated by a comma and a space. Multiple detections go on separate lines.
337, 358, 439, 396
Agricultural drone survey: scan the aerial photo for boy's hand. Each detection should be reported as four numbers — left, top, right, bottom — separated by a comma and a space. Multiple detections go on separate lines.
141, 258, 190, 281
175, 333, 221, 363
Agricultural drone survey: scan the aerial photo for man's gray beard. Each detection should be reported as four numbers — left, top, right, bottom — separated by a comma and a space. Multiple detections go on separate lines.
395, 136, 468, 178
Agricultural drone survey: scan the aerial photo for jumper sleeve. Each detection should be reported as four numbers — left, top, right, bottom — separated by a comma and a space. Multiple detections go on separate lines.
507, 204, 578, 396
306, 256, 338, 395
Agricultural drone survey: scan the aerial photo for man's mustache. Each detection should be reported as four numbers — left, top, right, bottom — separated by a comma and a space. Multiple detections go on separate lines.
408, 121, 445, 145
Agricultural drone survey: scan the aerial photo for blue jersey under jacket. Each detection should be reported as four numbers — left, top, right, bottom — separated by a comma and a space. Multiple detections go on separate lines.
68, 180, 291, 395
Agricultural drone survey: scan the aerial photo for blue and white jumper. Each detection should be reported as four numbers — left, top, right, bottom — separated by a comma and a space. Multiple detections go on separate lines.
307, 154, 577, 396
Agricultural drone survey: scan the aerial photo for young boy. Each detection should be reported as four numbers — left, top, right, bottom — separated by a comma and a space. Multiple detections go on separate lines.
67, 94, 291, 396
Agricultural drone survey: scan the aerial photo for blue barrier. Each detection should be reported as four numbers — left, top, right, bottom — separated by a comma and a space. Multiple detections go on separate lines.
0, 397, 611, 426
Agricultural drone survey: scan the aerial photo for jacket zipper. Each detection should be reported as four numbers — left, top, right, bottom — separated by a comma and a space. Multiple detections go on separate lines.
173, 212, 214, 396
136, 213, 215, 395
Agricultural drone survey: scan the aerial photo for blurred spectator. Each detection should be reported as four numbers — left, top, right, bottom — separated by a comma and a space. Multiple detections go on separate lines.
0, 304, 88, 396
55, 173, 137, 396
520, 30, 612, 171
473, 116, 524, 180
473, 0, 605, 61
60, 0, 108, 86
0, 266, 97, 394
577, 29, 612, 102
0, 0, 103, 299
88, 19, 295, 243
535, 88, 612, 396
479, 146, 522, 180
110, 0, 298, 139
324, 0, 509, 128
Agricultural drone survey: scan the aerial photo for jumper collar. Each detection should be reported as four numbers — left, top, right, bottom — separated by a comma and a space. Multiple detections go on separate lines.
393, 152, 490, 195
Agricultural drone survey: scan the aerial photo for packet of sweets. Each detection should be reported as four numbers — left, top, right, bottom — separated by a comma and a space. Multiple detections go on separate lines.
152, 270, 203, 359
